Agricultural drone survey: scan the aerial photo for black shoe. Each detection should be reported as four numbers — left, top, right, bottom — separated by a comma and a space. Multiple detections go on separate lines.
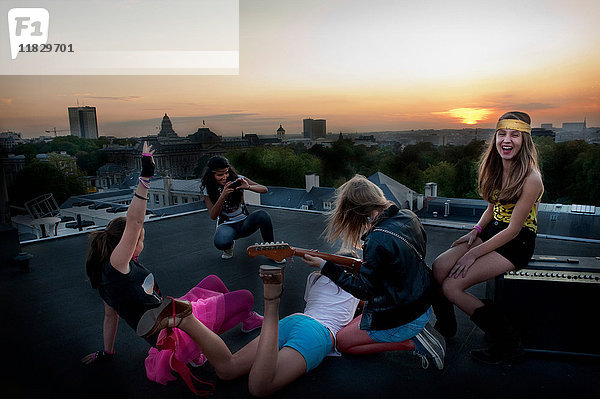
470, 302, 524, 365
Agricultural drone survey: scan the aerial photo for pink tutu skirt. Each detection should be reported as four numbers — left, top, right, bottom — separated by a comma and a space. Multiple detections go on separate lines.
144, 283, 226, 385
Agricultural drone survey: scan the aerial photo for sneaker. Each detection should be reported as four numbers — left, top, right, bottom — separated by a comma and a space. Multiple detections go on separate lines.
241, 311, 264, 333
221, 242, 235, 259
413, 322, 446, 370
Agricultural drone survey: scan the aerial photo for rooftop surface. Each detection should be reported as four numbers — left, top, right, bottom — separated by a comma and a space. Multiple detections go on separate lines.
2, 207, 599, 399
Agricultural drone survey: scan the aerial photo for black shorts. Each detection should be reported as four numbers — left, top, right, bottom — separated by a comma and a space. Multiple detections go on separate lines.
479, 220, 536, 270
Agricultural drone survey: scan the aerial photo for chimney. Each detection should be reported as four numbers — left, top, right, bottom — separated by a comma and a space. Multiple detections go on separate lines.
164, 176, 173, 206
425, 182, 438, 198
305, 173, 319, 192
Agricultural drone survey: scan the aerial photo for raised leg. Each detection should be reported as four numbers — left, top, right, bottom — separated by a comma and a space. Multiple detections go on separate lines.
247, 266, 306, 397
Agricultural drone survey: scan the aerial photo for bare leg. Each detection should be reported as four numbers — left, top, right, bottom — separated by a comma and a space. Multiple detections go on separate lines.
176, 316, 257, 381
432, 239, 483, 283
336, 315, 414, 354
247, 271, 307, 397
441, 251, 515, 316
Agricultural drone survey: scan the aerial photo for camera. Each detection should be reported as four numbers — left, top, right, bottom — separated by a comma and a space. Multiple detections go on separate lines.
230, 179, 242, 189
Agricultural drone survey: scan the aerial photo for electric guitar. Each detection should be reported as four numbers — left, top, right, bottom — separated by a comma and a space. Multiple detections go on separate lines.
246, 242, 363, 273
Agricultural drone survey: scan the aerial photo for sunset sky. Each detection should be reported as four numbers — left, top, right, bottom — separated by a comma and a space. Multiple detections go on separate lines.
1, 0, 599, 138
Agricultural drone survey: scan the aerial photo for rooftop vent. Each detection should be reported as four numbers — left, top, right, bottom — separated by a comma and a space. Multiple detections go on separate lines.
571, 204, 596, 214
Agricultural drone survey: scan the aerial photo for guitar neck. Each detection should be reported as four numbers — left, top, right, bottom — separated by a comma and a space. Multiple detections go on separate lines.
291, 248, 362, 272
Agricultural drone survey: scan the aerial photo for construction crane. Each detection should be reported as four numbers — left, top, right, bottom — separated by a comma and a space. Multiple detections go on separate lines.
45, 127, 70, 137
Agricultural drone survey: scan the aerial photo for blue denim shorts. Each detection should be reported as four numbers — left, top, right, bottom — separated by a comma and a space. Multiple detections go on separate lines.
366, 307, 432, 343
278, 314, 332, 372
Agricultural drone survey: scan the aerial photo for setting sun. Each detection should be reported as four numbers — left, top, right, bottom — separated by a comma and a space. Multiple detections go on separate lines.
433, 108, 493, 125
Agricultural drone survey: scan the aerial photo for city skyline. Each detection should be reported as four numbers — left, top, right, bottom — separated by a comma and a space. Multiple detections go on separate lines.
1, 0, 599, 138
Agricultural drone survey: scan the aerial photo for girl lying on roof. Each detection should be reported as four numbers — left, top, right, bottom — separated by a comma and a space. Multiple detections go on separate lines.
82, 142, 264, 388
136, 263, 360, 397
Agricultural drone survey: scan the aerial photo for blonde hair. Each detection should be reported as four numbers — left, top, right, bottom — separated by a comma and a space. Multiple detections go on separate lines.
479, 111, 540, 203
324, 175, 391, 249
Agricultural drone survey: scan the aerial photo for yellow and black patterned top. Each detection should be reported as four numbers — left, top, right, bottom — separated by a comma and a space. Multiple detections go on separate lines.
492, 190, 543, 233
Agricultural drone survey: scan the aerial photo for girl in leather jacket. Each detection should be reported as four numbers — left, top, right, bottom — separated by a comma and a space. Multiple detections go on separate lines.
302, 175, 446, 369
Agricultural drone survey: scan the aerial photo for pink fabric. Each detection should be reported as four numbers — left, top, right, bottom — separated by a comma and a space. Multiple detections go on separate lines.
145, 284, 226, 385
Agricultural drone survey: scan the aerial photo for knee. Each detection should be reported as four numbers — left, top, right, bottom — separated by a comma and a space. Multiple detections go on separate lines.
215, 368, 239, 382
248, 380, 273, 398
432, 257, 451, 282
214, 235, 233, 250
441, 279, 461, 303
253, 210, 272, 224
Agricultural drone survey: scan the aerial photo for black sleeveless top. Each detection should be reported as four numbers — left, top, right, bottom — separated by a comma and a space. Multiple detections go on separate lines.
98, 259, 163, 333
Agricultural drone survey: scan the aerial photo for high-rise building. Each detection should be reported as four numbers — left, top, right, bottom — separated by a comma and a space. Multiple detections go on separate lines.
303, 118, 312, 139
312, 119, 326, 139
302, 118, 326, 140
68, 106, 99, 139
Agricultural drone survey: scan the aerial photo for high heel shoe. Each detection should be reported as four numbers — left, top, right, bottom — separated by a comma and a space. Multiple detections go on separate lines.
136, 297, 192, 338
259, 265, 284, 300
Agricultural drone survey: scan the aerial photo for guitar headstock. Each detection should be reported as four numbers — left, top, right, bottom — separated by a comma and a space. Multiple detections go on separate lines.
246, 242, 294, 262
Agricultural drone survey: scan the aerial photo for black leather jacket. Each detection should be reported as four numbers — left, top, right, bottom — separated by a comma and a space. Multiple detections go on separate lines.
322, 205, 433, 331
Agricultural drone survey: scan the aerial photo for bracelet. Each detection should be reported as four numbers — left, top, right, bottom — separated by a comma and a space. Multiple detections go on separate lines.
138, 177, 150, 189
134, 193, 149, 201
472, 225, 482, 234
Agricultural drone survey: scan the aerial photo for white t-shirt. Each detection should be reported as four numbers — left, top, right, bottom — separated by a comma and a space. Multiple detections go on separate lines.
202, 175, 247, 225
302, 273, 360, 355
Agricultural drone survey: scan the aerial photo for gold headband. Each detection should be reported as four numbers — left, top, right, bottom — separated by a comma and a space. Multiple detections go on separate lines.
496, 119, 531, 134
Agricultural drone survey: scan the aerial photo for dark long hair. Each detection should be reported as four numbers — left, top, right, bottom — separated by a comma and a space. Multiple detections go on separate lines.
86, 217, 126, 289
479, 111, 540, 203
200, 156, 242, 205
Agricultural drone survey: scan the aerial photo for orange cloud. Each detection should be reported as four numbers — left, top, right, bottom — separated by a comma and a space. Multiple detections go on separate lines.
432, 108, 493, 125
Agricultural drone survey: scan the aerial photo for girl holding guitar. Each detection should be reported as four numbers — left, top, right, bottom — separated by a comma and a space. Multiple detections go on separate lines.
301, 175, 447, 369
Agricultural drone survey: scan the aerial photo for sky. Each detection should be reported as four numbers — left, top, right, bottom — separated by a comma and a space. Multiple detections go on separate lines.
1, 0, 599, 138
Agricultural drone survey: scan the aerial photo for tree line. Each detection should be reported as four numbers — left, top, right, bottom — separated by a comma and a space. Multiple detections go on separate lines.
7, 135, 600, 207
221, 137, 599, 205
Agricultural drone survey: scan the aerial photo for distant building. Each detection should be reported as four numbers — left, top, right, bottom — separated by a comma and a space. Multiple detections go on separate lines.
541, 123, 553, 130
532, 128, 555, 140
68, 106, 99, 139
96, 163, 128, 190
277, 124, 285, 140
0, 131, 25, 151
303, 118, 326, 140
556, 120, 587, 142
158, 113, 178, 138
562, 121, 586, 132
